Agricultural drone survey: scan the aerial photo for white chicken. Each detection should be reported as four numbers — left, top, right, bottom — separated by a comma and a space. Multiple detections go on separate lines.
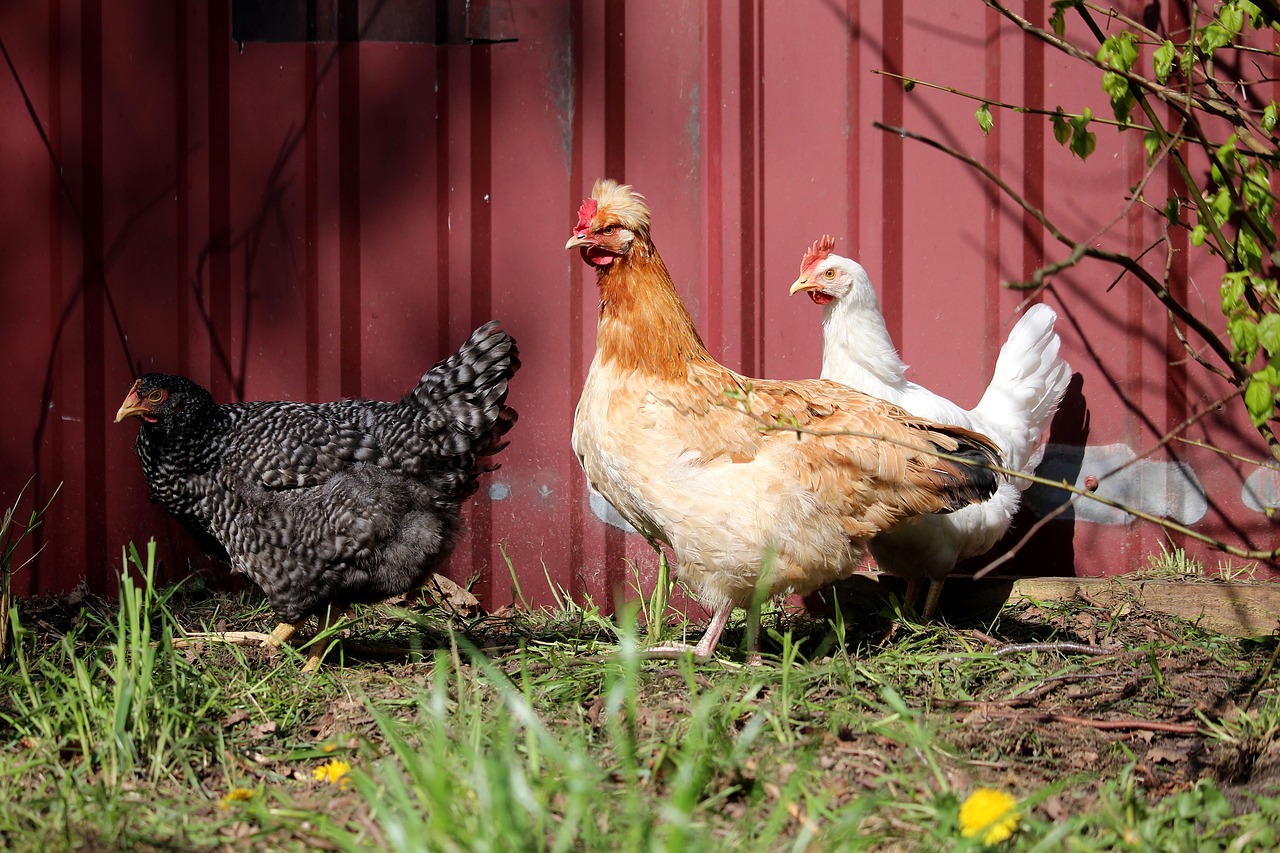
790, 236, 1071, 619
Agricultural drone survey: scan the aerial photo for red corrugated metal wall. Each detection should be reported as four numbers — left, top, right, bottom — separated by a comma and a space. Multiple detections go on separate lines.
1, 1, 1276, 612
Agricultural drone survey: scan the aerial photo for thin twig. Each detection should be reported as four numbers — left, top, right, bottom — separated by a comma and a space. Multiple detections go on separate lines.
959, 708, 1201, 734
992, 642, 1113, 657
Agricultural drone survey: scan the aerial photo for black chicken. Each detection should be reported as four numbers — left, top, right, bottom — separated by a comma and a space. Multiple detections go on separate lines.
116, 321, 519, 669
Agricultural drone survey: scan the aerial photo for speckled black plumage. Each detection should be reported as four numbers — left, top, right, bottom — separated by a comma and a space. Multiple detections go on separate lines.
121, 321, 519, 624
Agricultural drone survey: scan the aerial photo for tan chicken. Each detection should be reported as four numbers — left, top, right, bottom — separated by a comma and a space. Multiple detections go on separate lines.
565, 180, 1003, 659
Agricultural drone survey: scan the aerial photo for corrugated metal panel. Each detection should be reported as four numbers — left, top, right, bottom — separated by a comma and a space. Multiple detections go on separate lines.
2, 0, 1275, 613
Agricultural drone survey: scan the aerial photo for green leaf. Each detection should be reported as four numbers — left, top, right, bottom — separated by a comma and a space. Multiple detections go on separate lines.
1258, 313, 1280, 356
1221, 3, 1245, 35
975, 102, 993, 135
1052, 109, 1072, 146
1191, 224, 1209, 247
1230, 315, 1260, 360
1239, 228, 1264, 272
902, 79, 916, 93
1144, 131, 1162, 163
1222, 271, 1249, 313
1244, 166, 1273, 213
1163, 197, 1181, 225
1049, 8, 1065, 37
1244, 374, 1275, 427
1101, 69, 1135, 123
1097, 32, 1138, 71
1264, 102, 1278, 133
1069, 109, 1095, 160
1200, 23, 1233, 54
1153, 40, 1176, 82
1211, 188, 1232, 225
1049, 1, 1080, 37
1072, 129, 1097, 159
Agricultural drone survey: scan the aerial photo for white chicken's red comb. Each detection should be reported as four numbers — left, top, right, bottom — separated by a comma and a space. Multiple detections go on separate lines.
801, 235, 836, 274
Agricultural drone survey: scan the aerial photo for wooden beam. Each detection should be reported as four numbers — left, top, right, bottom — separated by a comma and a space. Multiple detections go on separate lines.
824, 573, 1280, 638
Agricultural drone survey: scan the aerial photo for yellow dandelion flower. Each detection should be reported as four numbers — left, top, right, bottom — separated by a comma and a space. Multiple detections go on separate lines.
959, 788, 1021, 845
313, 758, 352, 789
218, 787, 256, 809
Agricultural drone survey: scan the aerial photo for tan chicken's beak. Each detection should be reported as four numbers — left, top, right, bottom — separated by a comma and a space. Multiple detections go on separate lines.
115, 380, 146, 423
565, 233, 590, 250
789, 276, 818, 296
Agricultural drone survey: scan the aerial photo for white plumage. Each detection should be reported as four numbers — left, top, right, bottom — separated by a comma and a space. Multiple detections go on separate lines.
790, 236, 1072, 618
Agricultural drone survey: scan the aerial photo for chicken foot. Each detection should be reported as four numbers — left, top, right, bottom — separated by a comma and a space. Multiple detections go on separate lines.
645, 605, 733, 661
172, 609, 343, 673
919, 580, 945, 622
173, 621, 300, 649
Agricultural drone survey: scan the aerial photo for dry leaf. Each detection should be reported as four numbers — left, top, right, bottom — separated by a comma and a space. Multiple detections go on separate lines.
224, 709, 250, 729
248, 721, 278, 741
1145, 746, 1188, 765
427, 573, 481, 616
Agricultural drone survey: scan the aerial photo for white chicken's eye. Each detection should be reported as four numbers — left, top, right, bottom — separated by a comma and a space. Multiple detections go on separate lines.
823, 268, 836, 280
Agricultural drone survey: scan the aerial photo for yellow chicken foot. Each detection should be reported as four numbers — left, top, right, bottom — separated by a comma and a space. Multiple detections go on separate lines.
919, 580, 945, 622
172, 620, 306, 659
172, 630, 270, 647
299, 606, 345, 674
646, 605, 732, 661
903, 578, 924, 615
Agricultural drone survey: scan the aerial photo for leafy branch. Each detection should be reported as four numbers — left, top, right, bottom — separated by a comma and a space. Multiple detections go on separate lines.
880, 0, 1280, 461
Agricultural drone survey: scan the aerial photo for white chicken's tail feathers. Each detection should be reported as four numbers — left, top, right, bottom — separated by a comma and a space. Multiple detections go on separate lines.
972, 304, 1071, 481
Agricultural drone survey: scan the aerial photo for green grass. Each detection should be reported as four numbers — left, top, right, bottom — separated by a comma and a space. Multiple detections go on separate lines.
1, 544, 1278, 851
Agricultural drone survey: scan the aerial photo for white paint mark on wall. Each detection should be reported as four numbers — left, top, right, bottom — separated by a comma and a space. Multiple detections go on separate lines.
1242, 466, 1280, 512
590, 491, 637, 533
1023, 443, 1207, 525
488, 482, 511, 501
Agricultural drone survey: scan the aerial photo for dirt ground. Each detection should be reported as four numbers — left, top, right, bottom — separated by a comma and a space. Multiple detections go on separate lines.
9, 574, 1280, 844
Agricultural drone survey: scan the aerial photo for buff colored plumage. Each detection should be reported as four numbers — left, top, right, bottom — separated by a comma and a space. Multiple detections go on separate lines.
567, 180, 1003, 659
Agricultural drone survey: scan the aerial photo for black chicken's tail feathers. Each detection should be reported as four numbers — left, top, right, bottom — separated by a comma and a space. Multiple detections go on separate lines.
926, 424, 1003, 513
407, 321, 521, 469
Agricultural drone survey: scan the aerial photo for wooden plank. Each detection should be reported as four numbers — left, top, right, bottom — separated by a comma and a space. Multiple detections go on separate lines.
826, 573, 1280, 638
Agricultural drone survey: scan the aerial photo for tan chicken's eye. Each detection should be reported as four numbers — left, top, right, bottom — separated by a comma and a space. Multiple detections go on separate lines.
602, 225, 616, 235
147, 390, 165, 404
823, 268, 836, 280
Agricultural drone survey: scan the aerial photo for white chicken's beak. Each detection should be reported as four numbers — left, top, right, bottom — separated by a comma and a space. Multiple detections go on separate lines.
789, 276, 818, 296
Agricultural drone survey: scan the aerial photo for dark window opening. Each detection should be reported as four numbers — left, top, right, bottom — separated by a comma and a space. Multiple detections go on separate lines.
232, 0, 517, 46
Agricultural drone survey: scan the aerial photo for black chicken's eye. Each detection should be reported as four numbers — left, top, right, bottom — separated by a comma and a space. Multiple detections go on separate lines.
823, 268, 836, 280
147, 390, 165, 404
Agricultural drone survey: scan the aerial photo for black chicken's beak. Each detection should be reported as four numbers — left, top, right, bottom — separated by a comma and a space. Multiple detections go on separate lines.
115, 380, 146, 423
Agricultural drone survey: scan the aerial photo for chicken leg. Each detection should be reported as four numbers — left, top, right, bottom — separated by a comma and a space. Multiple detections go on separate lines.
172, 609, 341, 673
645, 605, 733, 661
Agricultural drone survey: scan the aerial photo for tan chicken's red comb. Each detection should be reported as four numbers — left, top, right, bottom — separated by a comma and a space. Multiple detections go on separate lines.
576, 198, 599, 232
801, 235, 836, 274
